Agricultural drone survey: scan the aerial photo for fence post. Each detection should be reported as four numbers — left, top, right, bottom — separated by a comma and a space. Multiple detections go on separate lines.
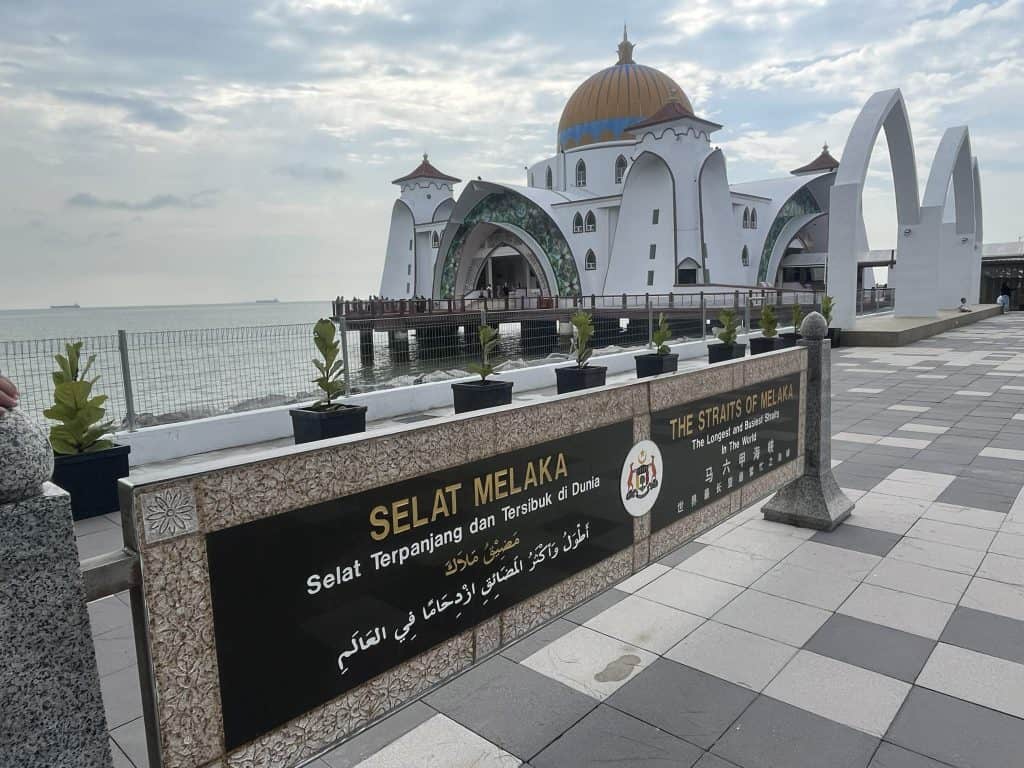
700, 291, 707, 340
745, 291, 751, 334
338, 316, 352, 394
117, 330, 137, 433
646, 294, 653, 346
762, 312, 854, 530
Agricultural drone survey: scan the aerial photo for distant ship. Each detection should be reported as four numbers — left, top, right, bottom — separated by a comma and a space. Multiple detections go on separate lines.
50, 303, 81, 309
255, 299, 279, 304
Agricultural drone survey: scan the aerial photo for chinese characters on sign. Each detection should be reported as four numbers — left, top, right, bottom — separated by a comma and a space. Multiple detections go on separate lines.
650, 373, 801, 532
205, 421, 634, 750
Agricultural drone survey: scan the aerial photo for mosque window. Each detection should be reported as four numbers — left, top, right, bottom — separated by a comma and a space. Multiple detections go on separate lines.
409, 239, 413, 250
750, 208, 758, 229
407, 264, 412, 275
741, 246, 749, 266
615, 155, 627, 184
575, 159, 587, 187
405, 282, 410, 293
584, 211, 596, 232
646, 270, 655, 286
677, 268, 698, 284
649, 244, 657, 260
585, 250, 597, 270
652, 209, 660, 225
573, 212, 584, 233
545, 166, 553, 189
742, 208, 750, 229
432, 231, 440, 248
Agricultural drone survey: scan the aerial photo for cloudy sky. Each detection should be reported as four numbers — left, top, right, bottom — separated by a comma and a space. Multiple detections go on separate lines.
2, 0, 1022, 309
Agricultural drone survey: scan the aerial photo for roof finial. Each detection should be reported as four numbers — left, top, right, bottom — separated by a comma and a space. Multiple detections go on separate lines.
423, 152, 429, 162
617, 25, 634, 65
822, 143, 828, 153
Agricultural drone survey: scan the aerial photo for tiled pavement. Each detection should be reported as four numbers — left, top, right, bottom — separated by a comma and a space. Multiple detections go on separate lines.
81, 313, 1024, 768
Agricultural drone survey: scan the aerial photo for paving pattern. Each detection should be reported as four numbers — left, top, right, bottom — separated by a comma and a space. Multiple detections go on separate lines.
82, 313, 1024, 768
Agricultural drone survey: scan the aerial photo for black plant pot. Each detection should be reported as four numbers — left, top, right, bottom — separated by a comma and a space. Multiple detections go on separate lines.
749, 337, 781, 355
451, 379, 514, 414
778, 332, 801, 348
635, 353, 679, 378
52, 443, 131, 520
708, 343, 747, 364
827, 328, 841, 348
556, 365, 608, 394
290, 404, 368, 444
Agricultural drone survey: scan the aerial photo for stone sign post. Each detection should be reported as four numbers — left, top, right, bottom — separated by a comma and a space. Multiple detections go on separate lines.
0, 409, 112, 768
763, 312, 854, 530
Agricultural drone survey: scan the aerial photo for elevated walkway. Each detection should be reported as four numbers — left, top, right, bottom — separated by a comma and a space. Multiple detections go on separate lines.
841, 305, 1001, 346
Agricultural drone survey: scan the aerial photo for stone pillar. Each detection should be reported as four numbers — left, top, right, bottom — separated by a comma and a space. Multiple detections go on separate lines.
0, 410, 112, 768
763, 312, 854, 531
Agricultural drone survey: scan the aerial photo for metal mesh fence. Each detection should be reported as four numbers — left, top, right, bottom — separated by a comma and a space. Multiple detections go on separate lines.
1, 289, 893, 432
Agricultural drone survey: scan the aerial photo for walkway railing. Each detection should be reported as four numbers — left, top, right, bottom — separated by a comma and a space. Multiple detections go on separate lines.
2, 289, 892, 431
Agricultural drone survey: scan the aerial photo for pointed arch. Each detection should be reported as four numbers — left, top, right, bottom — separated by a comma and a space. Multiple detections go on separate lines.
742, 207, 750, 228
584, 210, 596, 232
614, 154, 627, 184
741, 245, 749, 266
545, 166, 553, 189
575, 159, 587, 187
750, 208, 757, 229
573, 212, 584, 233
431, 231, 440, 248
827, 88, 922, 326
585, 249, 597, 270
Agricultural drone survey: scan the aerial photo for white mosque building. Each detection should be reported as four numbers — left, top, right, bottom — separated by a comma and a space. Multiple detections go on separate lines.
379, 30, 983, 329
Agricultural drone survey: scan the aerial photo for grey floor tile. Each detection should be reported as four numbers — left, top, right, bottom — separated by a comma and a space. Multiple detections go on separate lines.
76, 526, 125, 561
110, 716, 149, 768
562, 589, 628, 625
804, 614, 935, 683
110, 740, 134, 768
939, 606, 1024, 666
869, 743, 952, 767
501, 618, 577, 663
88, 594, 132, 637
886, 687, 1024, 768
101, 665, 143, 730
530, 704, 703, 768
424, 655, 595, 760
321, 702, 434, 768
694, 754, 743, 768
94, 624, 138, 678
812, 525, 902, 557
658, 540, 707, 567
713, 696, 879, 768
606, 658, 755, 749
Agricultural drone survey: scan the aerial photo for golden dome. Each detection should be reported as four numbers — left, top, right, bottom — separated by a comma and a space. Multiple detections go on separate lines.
557, 29, 693, 151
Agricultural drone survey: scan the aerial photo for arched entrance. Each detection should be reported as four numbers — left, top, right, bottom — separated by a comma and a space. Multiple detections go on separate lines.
827, 89, 921, 326
458, 227, 553, 298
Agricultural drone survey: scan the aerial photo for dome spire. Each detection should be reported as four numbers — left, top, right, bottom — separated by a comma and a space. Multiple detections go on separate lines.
617, 25, 635, 65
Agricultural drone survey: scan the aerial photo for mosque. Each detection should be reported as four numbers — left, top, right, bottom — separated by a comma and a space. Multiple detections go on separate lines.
379, 30, 983, 328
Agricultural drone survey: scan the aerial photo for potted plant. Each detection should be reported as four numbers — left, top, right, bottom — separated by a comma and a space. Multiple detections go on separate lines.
780, 302, 803, 347
290, 319, 367, 444
45, 341, 130, 520
451, 325, 513, 413
750, 303, 780, 355
556, 311, 607, 393
707, 309, 746, 364
635, 313, 679, 377
821, 295, 840, 348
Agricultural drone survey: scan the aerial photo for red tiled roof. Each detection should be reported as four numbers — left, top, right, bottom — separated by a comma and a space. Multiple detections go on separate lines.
391, 154, 461, 184
791, 144, 839, 175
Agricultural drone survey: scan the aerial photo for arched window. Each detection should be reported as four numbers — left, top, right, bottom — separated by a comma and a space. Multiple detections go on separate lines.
614, 155, 627, 184
432, 231, 440, 249
585, 250, 597, 271
742, 207, 750, 229
545, 166, 553, 189
741, 245, 749, 266
572, 212, 584, 233
575, 159, 587, 187
584, 210, 596, 232
750, 208, 758, 229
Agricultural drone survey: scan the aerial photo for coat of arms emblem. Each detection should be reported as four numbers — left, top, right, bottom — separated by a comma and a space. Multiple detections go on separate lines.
625, 449, 659, 500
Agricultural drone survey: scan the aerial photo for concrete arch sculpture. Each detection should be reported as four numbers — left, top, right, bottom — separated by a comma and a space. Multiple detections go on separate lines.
826, 89, 921, 327
970, 157, 983, 303
922, 126, 978, 307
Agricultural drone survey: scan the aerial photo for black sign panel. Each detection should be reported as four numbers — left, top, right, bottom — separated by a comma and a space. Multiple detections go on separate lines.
206, 421, 634, 750
650, 372, 801, 532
